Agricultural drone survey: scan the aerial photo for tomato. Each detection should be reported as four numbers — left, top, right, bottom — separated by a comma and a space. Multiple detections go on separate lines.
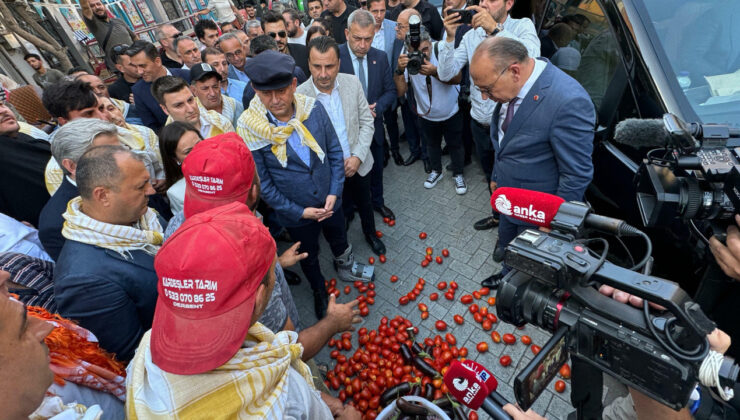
415, 283, 424, 291
329, 278, 337, 287
418, 303, 428, 312
425, 254, 433, 262
388, 219, 396, 226
531, 344, 542, 355
343, 286, 351, 295
330, 349, 340, 358
459, 347, 468, 357
487, 296, 497, 306
380, 317, 388, 325
368, 290, 376, 298
554, 380, 566, 393
383, 217, 390, 224
390, 275, 399, 283
419, 232, 427, 239
482, 320, 492, 331
460, 295, 473, 304
379, 254, 386, 263
469, 304, 479, 313
492, 331, 501, 343
521, 335, 532, 345
421, 311, 429, 320
559, 364, 571, 379
453, 314, 464, 324
479, 306, 488, 316
468, 411, 479, 420
426, 247, 433, 255
421, 260, 429, 267
375, 230, 383, 238
343, 338, 352, 350
442, 248, 450, 257
444, 292, 454, 301
476, 342, 489, 352
449, 281, 458, 289
473, 290, 482, 299
473, 312, 484, 323
436, 256, 443, 264
399, 296, 409, 305
368, 257, 375, 264
360, 306, 369, 316
417, 277, 426, 285
503, 333, 516, 345
445, 333, 456, 346
435, 320, 447, 331
429, 292, 439, 301
479, 287, 490, 296
499, 355, 512, 366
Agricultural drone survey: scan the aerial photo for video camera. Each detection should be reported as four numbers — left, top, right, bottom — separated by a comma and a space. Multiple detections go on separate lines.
406, 15, 424, 75
495, 198, 740, 411
631, 114, 740, 238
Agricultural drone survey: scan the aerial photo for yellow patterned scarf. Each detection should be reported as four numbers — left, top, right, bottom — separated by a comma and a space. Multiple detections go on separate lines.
237, 93, 325, 167
165, 107, 235, 138
62, 197, 163, 257
126, 323, 314, 419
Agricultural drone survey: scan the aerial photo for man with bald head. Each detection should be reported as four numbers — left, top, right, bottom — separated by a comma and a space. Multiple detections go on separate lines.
470, 36, 593, 288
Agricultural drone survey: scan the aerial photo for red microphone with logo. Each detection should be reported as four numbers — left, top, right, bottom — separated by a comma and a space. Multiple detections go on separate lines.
443, 359, 513, 420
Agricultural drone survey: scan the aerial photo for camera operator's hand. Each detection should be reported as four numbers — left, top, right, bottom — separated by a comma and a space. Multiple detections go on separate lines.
419, 60, 437, 77
443, 7, 462, 41
503, 404, 548, 420
397, 54, 409, 73
469, 5, 500, 35
598, 284, 666, 310
709, 214, 740, 280
708, 328, 731, 354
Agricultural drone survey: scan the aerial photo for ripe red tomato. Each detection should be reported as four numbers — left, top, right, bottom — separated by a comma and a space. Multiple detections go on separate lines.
460, 295, 473, 304
453, 314, 464, 324
435, 256, 443, 264
468, 410, 478, 420
479, 306, 488, 316
435, 320, 447, 331
390, 275, 399, 283
376, 230, 383, 238
482, 320, 492, 331
473, 291, 482, 299
418, 303, 428, 312
421, 260, 429, 267
521, 335, 532, 345
419, 232, 427, 239
476, 342, 489, 352
554, 380, 566, 393
479, 287, 490, 295
503, 333, 516, 345
388, 219, 396, 226
429, 293, 438, 301
459, 347, 468, 357
487, 313, 497, 323
473, 312, 484, 323
487, 296, 497, 306
559, 364, 571, 379
425, 254, 433, 262
445, 292, 454, 300
449, 281, 458, 289
379, 254, 386, 263
360, 306, 369, 316
399, 296, 409, 305
368, 257, 375, 264
531, 344, 542, 355
442, 248, 450, 257
492, 331, 501, 343
421, 311, 429, 320
343, 286, 351, 295
499, 355, 512, 367
426, 247, 433, 255
445, 333, 456, 346
469, 304, 479, 313
383, 217, 390, 224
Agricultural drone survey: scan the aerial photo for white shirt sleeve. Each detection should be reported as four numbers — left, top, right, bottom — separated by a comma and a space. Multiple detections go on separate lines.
499, 17, 541, 58
436, 32, 470, 82
283, 368, 334, 420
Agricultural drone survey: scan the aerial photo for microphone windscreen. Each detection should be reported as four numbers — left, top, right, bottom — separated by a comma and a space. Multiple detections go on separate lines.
613, 118, 668, 148
491, 187, 565, 228
443, 360, 493, 410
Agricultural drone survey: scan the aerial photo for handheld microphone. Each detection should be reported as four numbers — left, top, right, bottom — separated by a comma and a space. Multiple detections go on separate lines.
613, 118, 670, 149
491, 187, 642, 237
443, 360, 513, 420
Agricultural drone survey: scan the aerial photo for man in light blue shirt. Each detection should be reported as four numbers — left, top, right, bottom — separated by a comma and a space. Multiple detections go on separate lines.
202, 47, 248, 102
218, 33, 251, 84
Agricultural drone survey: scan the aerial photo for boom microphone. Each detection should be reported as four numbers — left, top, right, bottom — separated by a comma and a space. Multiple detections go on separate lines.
613, 118, 672, 149
444, 360, 513, 420
491, 187, 642, 236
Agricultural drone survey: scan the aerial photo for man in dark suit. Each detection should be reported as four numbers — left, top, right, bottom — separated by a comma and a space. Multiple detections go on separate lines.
339, 9, 397, 221
471, 37, 595, 288
261, 11, 310, 76
128, 41, 191, 131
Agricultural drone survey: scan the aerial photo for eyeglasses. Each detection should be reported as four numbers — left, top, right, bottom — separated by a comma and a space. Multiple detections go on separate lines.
171, 32, 183, 39
225, 50, 244, 59
112, 44, 130, 54
474, 62, 513, 97
267, 31, 287, 39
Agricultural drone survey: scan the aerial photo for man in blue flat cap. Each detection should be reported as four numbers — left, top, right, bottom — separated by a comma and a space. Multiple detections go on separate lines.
237, 50, 374, 319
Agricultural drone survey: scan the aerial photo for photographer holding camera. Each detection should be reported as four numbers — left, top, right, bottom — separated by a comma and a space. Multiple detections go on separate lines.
393, 25, 468, 194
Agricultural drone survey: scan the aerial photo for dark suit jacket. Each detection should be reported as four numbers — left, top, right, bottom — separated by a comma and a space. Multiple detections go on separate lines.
287, 43, 310, 78
38, 177, 78, 261
250, 102, 345, 228
491, 60, 595, 225
131, 67, 191, 130
338, 44, 397, 145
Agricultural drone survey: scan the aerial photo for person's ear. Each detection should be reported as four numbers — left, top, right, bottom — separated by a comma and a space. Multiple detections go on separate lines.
57, 116, 69, 126
61, 159, 77, 178
345, 28, 349, 40
92, 186, 111, 206
159, 103, 170, 115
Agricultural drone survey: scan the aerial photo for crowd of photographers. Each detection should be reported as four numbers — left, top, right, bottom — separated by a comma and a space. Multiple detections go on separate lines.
1, 0, 740, 418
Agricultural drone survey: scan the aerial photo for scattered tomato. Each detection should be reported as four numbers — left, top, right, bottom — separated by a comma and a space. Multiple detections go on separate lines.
499, 355, 512, 367
554, 380, 566, 393
521, 335, 532, 345
399, 296, 409, 305
442, 248, 450, 257
449, 281, 458, 289
390, 275, 399, 283
421, 311, 429, 320
435, 281, 446, 290
503, 333, 516, 345
435, 320, 447, 331
469, 411, 478, 420
487, 313, 497, 323
388, 220, 396, 226
435, 256, 443, 264
376, 230, 383, 238
379, 254, 386, 263
559, 364, 571, 379
368, 257, 375, 264
476, 342, 489, 352
419, 232, 427, 239
343, 286, 351, 295
360, 306, 369, 316
487, 296, 497, 306
426, 247, 433, 255
482, 320, 492, 331
531, 344, 542, 355
418, 303, 428, 312
445, 333, 456, 346
469, 304, 479, 313
444, 292, 454, 300
473, 291, 482, 299
479, 287, 490, 296
492, 331, 501, 343
460, 295, 473, 304
453, 314, 464, 324
422, 259, 430, 267
473, 312, 484, 323
383, 217, 390, 224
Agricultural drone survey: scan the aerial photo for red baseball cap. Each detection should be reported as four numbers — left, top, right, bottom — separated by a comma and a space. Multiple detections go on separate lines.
182, 132, 256, 218
151, 201, 276, 375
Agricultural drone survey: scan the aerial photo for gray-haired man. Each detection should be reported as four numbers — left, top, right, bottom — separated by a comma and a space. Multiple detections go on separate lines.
174, 36, 202, 70
218, 32, 250, 83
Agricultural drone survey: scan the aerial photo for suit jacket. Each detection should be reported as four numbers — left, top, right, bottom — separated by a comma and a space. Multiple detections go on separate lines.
297, 73, 375, 177
38, 177, 78, 261
378, 20, 397, 65
249, 101, 345, 228
131, 67, 191, 130
491, 61, 595, 225
287, 43, 310, 78
338, 44, 397, 145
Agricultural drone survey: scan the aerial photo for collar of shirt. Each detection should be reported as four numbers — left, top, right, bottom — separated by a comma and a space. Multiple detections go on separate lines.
347, 47, 368, 85
66, 175, 77, 187
165, 68, 173, 76
199, 114, 212, 138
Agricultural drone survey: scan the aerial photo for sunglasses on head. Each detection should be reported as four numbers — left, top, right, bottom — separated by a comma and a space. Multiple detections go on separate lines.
112, 44, 130, 54
267, 31, 287, 38
172, 32, 183, 38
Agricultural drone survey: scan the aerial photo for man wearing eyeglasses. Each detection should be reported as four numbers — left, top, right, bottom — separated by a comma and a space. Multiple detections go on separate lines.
219, 32, 251, 84
156, 24, 183, 69
262, 11, 310, 77
470, 37, 594, 289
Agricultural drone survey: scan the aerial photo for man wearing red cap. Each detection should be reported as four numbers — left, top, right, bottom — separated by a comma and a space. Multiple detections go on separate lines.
126, 203, 361, 419
164, 133, 362, 362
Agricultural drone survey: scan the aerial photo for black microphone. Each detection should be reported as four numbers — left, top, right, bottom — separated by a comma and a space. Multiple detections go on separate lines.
613, 118, 670, 148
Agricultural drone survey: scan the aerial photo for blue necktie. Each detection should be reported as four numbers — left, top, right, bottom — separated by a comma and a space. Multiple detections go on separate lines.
358, 57, 368, 97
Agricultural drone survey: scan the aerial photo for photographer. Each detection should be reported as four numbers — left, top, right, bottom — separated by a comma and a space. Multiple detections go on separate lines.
393, 26, 468, 194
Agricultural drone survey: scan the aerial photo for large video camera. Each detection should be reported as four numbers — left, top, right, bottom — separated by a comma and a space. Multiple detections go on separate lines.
406, 15, 424, 75
496, 200, 739, 411
633, 114, 740, 235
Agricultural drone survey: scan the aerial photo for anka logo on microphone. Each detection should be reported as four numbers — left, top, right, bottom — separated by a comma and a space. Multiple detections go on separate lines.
494, 193, 546, 224
453, 376, 482, 404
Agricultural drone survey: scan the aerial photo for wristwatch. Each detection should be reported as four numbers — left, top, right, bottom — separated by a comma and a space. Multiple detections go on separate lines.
489, 23, 504, 36
394, 68, 405, 76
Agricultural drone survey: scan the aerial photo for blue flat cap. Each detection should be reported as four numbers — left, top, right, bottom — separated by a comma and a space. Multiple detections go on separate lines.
244, 50, 295, 90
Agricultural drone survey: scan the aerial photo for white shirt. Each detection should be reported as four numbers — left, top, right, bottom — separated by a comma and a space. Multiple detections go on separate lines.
0, 213, 52, 261
496, 58, 546, 144
313, 79, 351, 159
372, 23, 385, 52
347, 47, 369, 90
198, 114, 212, 139
166, 177, 186, 214
288, 27, 307, 45
406, 48, 459, 121
437, 15, 540, 125
208, 0, 236, 23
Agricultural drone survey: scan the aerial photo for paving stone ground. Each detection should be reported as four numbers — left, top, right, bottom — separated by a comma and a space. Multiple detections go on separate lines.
279, 141, 578, 419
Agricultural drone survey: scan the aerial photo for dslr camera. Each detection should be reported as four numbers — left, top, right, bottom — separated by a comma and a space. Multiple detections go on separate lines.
406, 15, 424, 75
495, 200, 739, 412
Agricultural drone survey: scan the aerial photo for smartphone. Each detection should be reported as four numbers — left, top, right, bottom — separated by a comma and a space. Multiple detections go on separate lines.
448, 8, 476, 24
514, 327, 569, 411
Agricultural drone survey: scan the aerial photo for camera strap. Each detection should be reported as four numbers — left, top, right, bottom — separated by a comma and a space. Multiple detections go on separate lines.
409, 42, 439, 118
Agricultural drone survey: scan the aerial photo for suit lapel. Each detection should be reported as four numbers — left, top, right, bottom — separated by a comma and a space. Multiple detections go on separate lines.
499, 63, 554, 153
366, 50, 377, 101
265, 111, 311, 169
491, 102, 502, 152
104, 249, 155, 272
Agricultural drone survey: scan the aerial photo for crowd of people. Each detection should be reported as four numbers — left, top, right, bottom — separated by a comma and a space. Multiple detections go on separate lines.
1, 0, 702, 418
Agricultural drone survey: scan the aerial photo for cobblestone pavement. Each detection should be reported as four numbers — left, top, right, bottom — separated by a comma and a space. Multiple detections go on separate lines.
281, 142, 577, 419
